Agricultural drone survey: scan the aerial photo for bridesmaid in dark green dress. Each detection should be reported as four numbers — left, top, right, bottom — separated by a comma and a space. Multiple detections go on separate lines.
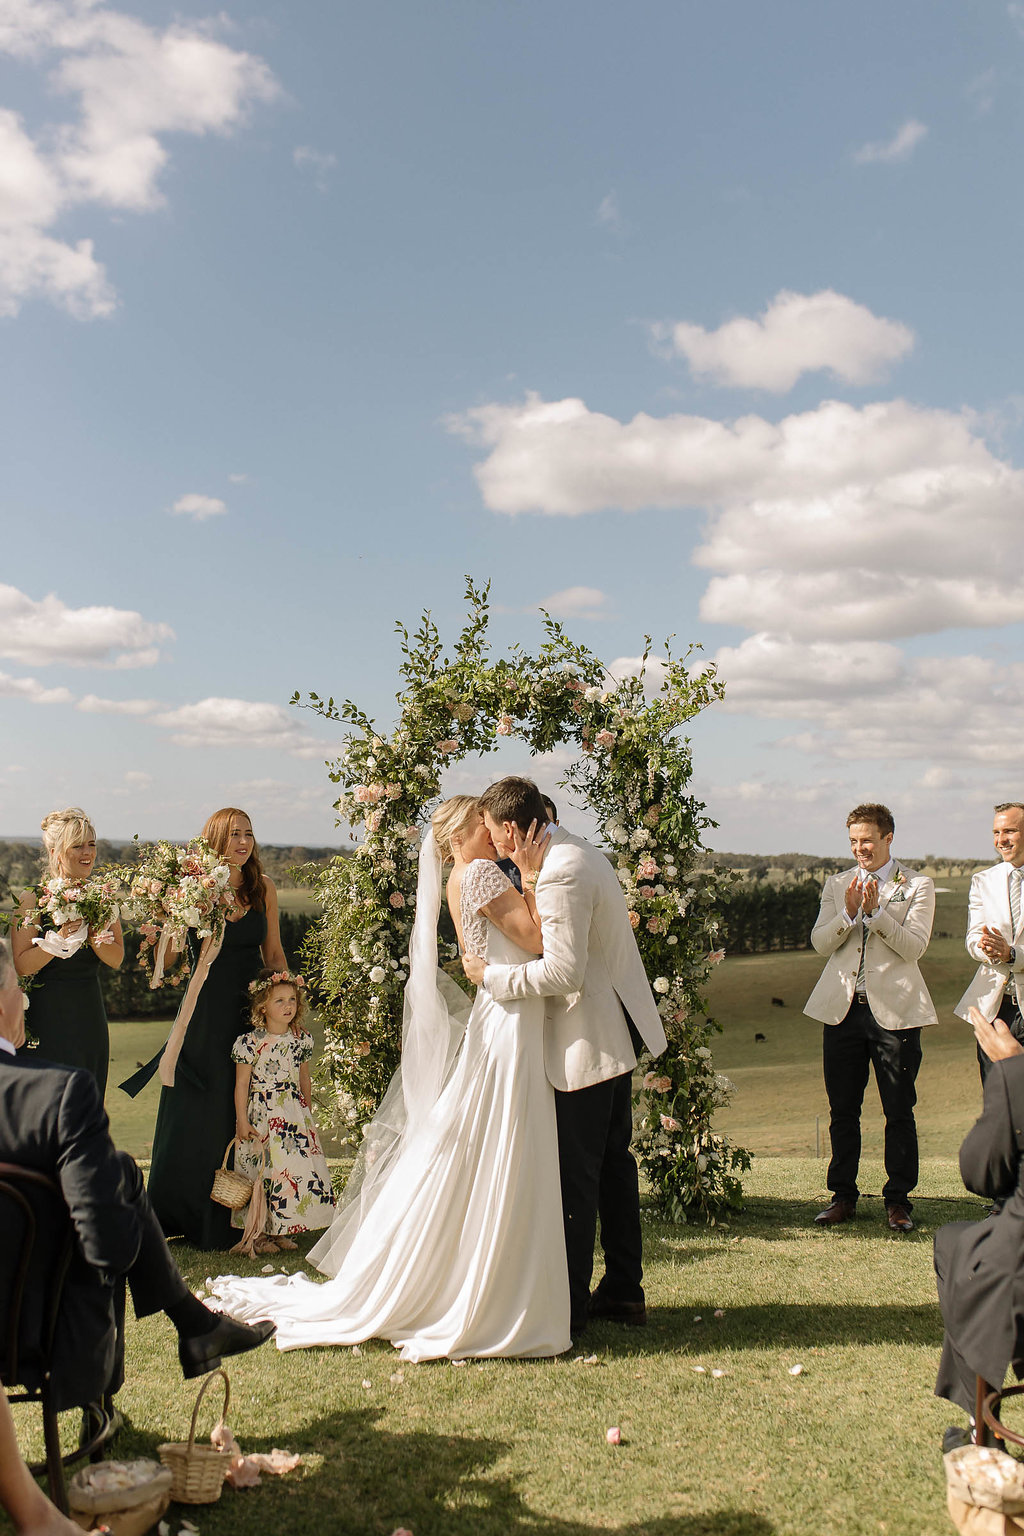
145, 808, 288, 1250
13, 808, 124, 1097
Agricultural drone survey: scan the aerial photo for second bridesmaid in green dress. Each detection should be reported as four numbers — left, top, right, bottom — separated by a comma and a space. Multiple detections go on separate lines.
145, 807, 289, 1250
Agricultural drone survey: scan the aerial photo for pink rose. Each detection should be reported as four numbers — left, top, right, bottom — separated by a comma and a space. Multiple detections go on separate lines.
386, 783, 402, 799
354, 786, 372, 803
365, 810, 382, 833
637, 857, 659, 880
595, 730, 617, 748
654, 1076, 672, 1093
389, 892, 406, 909
437, 739, 459, 754
149, 879, 164, 896
638, 885, 655, 899
606, 1427, 621, 1446
355, 1041, 371, 1057
709, 949, 726, 965
628, 911, 640, 930
660, 1114, 681, 1132
646, 917, 663, 933
495, 715, 513, 737
642, 1071, 657, 1089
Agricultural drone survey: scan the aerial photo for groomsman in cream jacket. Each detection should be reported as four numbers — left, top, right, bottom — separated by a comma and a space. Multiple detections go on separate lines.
804, 803, 936, 1233
955, 802, 1024, 1083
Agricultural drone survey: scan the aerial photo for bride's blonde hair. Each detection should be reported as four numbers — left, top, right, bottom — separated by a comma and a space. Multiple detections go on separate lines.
431, 796, 482, 862
40, 807, 96, 878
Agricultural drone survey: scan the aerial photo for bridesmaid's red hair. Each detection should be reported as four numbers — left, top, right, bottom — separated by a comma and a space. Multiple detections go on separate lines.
201, 807, 266, 912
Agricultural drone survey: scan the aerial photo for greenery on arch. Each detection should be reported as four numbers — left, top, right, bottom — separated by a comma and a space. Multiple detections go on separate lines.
294, 579, 750, 1223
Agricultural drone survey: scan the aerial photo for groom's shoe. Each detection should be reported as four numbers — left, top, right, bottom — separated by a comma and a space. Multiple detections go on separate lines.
178, 1315, 276, 1379
587, 1289, 647, 1327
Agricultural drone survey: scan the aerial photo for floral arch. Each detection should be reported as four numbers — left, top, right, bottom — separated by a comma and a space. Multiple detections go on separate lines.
295, 580, 749, 1222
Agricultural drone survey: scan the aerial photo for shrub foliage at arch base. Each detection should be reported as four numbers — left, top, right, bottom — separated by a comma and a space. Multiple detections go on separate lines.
296, 580, 750, 1223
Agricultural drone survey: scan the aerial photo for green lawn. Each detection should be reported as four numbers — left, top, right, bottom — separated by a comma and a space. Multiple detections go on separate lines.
5, 878, 996, 1535
5, 1158, 992, 1536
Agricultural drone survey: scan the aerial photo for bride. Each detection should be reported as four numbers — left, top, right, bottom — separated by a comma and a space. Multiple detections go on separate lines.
209, 795, 571, 1361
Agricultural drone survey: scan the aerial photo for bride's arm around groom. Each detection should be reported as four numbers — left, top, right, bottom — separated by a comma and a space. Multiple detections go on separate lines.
465, 777, 666, 1334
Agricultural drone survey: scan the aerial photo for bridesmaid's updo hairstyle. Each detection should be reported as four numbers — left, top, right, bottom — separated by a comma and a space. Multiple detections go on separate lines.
431, 796, 482, 863
202, 807, 266, 912
40, 807, 96, 878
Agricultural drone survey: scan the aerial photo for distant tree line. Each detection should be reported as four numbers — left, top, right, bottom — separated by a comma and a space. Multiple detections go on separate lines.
716, 880, 823, 954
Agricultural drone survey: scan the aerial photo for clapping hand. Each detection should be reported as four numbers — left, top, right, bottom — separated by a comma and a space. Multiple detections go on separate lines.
980, 925, 1013, 964
860, 877, 879, 917
969, 1005, 1024, 1062
845, 876, 878, 918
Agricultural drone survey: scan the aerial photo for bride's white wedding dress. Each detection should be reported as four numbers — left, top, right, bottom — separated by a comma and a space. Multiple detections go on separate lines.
208, 852, 570, 1361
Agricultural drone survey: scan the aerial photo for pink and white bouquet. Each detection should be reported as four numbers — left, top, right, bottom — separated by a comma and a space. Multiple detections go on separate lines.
28, 872, 121, 936
121, 838, 236, 968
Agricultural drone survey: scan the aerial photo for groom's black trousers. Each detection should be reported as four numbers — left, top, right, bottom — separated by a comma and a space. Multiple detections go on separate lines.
554, 1019, 645, 1327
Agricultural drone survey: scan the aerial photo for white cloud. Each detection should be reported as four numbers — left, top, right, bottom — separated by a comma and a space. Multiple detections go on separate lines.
0, 583, 173, 667
538, 586, 610, 620
453, 392, 1024, 640
151, 697, 324, 758
0, 1, 276, 317
122, 769, 152, 788
660, 289, 914, 393
227, 471, 249, 484
293, 145, 337, 188
853, 118, 927, 165
76, 693, 157, 714
596, 191, 620, 230
0, 669, 73, 704
170, 492, 227, 520
606, 655, 668, 691
715, 634, 902, 713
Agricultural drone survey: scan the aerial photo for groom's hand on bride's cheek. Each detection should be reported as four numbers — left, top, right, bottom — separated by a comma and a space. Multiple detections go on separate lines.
463, 954, 486, 986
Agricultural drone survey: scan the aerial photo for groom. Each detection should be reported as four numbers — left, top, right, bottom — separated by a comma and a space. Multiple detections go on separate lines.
463, 777, 666, 1335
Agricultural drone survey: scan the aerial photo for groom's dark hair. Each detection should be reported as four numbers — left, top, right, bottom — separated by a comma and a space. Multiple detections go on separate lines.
478, 777, 550, 834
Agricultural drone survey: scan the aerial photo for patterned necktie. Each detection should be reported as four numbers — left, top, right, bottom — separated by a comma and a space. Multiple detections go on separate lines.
856, 876, 869, 994
1012, 867, 1022, 938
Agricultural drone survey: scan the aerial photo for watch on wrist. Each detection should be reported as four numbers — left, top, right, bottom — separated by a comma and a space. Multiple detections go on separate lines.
1010, 946, 1017, 967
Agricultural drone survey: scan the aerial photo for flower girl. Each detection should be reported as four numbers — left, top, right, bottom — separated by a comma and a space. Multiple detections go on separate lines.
231, 969, 336, 1255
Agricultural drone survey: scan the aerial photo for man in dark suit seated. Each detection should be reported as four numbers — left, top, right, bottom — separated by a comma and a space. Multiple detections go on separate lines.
0, 935, 275, 1426
934, 1006, 1024, 1442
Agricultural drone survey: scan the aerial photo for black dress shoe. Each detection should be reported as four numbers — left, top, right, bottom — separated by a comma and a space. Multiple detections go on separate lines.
942, 1424, 972, 1455
79, 1399, 123, 1457
814, 1198, 856, 1226
587, 1291, 647, 1326
178, 1315, 276, 1379
886, 1203, 914, 1233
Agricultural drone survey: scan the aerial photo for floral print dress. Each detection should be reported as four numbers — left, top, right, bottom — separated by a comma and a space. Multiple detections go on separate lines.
231, 1028, 336, 1236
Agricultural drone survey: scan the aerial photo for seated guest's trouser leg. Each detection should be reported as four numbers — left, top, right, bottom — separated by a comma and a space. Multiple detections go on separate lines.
555, 1081, 614, 1325
115, 1151, 192, 1318
822, 1006, 872, 1202
934, 1220, 981, 1416
978, 996, 1024, 1085
867, 1016, 921, 1208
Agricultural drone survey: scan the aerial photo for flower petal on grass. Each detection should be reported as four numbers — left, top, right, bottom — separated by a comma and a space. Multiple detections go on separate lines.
789, 1363, 804, 1376
606, 1427, 621, 1445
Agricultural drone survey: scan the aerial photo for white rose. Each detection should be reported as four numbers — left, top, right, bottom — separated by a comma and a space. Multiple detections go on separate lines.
653, 977, 670, 994
369, 965, 386, 983
667, 935, 678, 945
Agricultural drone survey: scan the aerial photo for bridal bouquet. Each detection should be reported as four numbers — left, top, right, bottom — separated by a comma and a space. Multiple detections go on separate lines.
121, 839, 236, 973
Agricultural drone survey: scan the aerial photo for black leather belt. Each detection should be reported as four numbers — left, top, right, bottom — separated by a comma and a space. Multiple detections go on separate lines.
854, 991, 868, 1005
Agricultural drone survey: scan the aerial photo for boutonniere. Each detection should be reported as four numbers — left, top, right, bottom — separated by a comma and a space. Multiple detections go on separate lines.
888, 869, 908, 903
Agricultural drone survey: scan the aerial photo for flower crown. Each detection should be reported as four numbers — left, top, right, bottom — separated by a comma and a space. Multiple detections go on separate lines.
247, 969, 306, 995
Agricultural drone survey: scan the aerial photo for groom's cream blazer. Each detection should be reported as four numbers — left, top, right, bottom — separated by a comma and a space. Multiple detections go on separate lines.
483, 826, 666, 1093
803, 860, 937, 1031
954, 861, 1024, 1021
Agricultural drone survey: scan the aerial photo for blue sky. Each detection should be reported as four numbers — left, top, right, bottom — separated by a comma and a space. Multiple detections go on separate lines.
2, 0, 1023, 856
